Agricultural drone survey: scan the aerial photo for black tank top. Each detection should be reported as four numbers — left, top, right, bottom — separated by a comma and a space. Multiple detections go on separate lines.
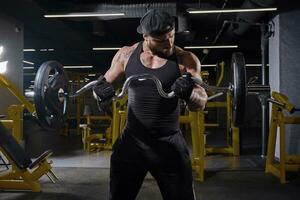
124, 41, 181, 138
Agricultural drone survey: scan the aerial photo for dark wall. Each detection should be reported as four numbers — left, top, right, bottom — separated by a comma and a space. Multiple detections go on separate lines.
269, 9, 300, 154
0, 15, 23, 115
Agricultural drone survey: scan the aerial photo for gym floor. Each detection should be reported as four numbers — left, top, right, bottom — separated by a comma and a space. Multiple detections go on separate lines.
1, 120, 299, 200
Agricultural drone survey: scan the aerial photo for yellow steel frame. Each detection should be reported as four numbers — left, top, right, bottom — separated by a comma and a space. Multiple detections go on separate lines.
216, 61, 225, 87
0, 146, 55, 192
1, 105, 23, 143
80, 115, 112, 152
204, 92, 240, 156
111, 94, 128, 145
0, 75, 57, 191
0, 74, 35, 114
180, 111, 205, 181
64, 74, 85, 135
265, 91, 300, 183
0, 74, 37, 143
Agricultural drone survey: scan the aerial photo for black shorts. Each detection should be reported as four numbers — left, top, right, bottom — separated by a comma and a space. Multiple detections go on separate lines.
109, 129, 196, 200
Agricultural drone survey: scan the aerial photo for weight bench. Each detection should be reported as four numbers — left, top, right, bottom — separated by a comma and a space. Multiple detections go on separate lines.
0, 122, 58, 192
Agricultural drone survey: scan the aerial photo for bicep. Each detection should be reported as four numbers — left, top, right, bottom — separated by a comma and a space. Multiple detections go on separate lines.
184, 52, 201, 79
104, 61, 124, 83
104, 50, 125, 83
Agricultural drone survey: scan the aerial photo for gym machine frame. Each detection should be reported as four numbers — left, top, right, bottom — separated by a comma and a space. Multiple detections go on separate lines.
0, 74, 57, 192
265, 91, 300, 183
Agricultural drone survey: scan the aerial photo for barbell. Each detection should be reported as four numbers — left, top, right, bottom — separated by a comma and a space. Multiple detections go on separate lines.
25, 52, 270, 129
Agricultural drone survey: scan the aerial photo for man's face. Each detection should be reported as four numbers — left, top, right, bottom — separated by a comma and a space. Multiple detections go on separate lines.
144, 29, 175, 58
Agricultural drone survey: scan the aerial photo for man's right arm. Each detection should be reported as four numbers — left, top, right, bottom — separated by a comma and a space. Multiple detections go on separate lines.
104, 45, 136, 83
93, 46, 135, 102
104, 48, 125, 84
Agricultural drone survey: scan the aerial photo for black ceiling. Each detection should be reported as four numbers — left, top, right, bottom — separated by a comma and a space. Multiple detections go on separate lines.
2, 0, 297, 81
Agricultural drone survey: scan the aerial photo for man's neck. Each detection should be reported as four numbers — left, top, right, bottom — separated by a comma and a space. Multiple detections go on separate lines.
142, 41, 154, 55
142, 41, 175, 59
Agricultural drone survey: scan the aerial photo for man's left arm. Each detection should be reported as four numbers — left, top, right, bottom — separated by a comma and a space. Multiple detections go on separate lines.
183, 51, 208, 111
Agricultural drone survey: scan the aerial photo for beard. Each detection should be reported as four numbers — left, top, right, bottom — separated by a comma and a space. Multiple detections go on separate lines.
148, 43, 174, 58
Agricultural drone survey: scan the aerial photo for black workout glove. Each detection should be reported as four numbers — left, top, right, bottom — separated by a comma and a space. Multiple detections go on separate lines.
171, 72, 194, 101
92, 76, 115, 103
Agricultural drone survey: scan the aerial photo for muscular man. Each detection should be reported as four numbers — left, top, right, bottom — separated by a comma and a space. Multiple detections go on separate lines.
94, 9, 207, 200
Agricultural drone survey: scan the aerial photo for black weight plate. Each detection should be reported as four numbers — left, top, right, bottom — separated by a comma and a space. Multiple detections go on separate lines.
231, 52, 246, 126
34, 61, 68, 129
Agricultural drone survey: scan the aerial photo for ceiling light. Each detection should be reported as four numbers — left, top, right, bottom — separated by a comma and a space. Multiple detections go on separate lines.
246, 64, 270, 67
0, 46, 3, 56
24, 73, 36, 76
44, 12, 125, 18
23, 66, 34, 69
38, 49, 55, 52
187, 7, 277, 14
23, 49, 36, 52
88, 74, 96, 77
0, 61, 8, 74
23, 60, 34, 65
63, 65, 93, 69
200, 63, 270, 68
184, 45, 238, 49
201, 64, 217, 67
93, 47, 121, 51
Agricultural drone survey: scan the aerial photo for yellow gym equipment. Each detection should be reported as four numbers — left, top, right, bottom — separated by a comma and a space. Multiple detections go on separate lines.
205, 92, 240, 156
180, 110, 205, 181
0, 74, 56, 192
80, 115, 112, 152
265, 91, 300, 183
111, 93, 128, 145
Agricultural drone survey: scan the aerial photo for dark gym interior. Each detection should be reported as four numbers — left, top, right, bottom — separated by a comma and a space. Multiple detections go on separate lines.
1, 0, 300, 199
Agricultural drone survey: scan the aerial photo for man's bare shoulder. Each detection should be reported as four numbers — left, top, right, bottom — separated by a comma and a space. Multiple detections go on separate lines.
118, 43, 139, 62
175, 46, 200, 70
175, 46, 196, 61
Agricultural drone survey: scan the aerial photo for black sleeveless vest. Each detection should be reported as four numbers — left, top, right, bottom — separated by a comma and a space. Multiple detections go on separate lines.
124, 42, 181, 138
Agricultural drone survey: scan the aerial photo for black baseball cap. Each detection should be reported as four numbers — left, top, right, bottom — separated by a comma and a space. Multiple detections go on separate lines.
137, 9, 175, 37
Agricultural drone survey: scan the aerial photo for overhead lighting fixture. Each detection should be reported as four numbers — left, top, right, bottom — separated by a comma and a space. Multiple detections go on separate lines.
39, 48, 55, 52
23, 49, 36, 52
24, 73, 36, 76
23, 66, 34, 69
23, 60, 34, 65
184, 45, 238, 49
201, 64, 217, 67
187, 7, 277, 14
200, 63, 270, 67
0, 46, 3, 56
44, 12, 125, 18
88, 74, 96, 77
63, 65, 93, 69
246, 64, 270, 67
93, 47, 121, 51
0, 61, 8, 74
